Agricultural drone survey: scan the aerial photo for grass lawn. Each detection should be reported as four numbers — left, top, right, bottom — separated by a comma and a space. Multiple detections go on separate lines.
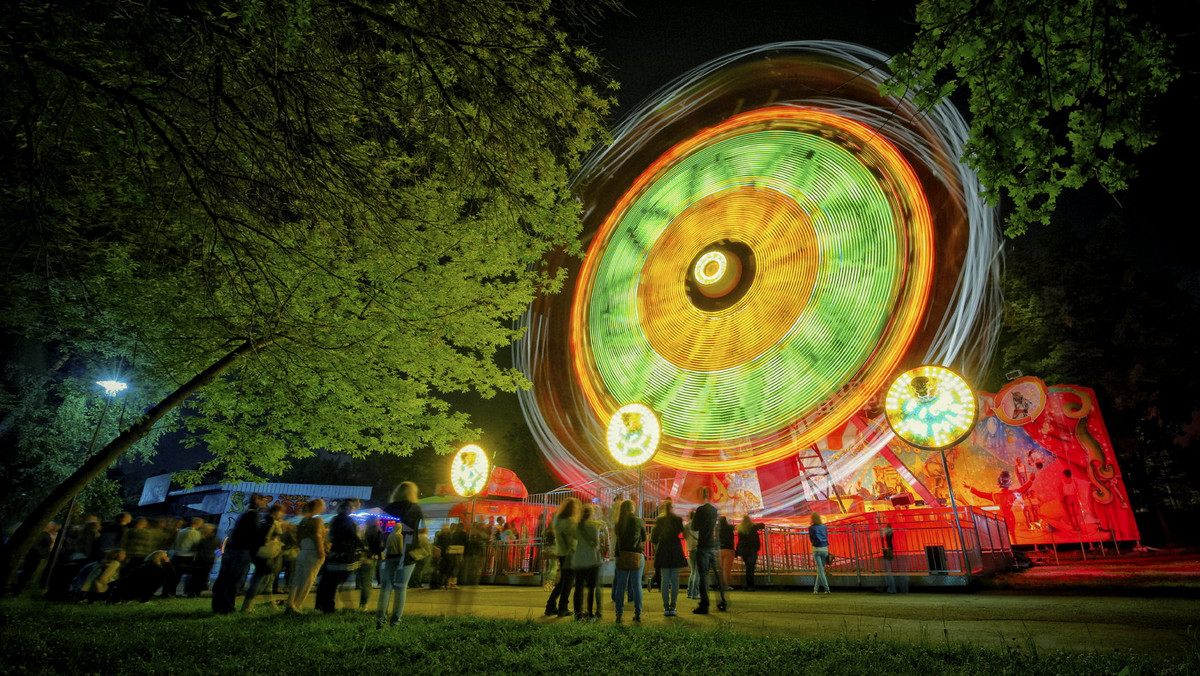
1, 597, 1196, 675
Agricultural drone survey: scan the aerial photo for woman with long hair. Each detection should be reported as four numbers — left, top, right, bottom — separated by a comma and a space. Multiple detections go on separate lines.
651, 499, 687, 617
377, 481, 424, 628
286, 499, 326, 614
543, 497, 579, 617
735, 515, 765, 591
809, 512, 831, 594
610, 499, 645, 622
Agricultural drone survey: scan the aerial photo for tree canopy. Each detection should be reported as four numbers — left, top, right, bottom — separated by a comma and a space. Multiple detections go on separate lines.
884, 0, 1177, 235
0, 0, 611, 581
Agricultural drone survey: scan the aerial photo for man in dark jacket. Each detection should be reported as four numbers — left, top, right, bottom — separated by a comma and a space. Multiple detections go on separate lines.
692, 487, 727, 614
211, 493, 268, 614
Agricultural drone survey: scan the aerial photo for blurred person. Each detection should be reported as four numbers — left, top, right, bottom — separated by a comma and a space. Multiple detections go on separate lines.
316, 499, 362, 613
543, 498, 579, 618
286, 499, 326, 614
99, 513, 131, 553
611, 499, 646, 622
187, 524, 219, 598
881, 521, 907, 594
810, 512, 831, 594
109, 550, 173, 604
407, 527, 432, 589
540, 515, 558, 592
12, 521, 59, 595
122, 518, 156, 570
571, 505, 603, 621
684, 510, 699, 600
376, 482, 424, 628
275, 521, 300, 594
735, 516, 765, 591
717, 516, 735, 590
432, 524, 452, 590
357, 515, 384, 609
692, 487, 726, 614
167, 518, 204, 598
651, 499, 687, 618
243, 504, 285, 611
446, 522, 468, 589
80, 548, 125, 602
212, 492, 269, 614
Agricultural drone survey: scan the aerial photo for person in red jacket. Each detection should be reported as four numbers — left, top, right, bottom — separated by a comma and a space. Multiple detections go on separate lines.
965, 470, 1034, 541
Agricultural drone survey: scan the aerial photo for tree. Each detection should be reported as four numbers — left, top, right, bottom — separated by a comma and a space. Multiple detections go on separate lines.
984, 216, 1200, 541
0, 0, 611, 585
883, 0, 1177, 235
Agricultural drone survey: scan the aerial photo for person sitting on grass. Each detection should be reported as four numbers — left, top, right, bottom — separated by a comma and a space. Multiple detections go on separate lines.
80, 548, 125, 603
108, 550, 173, 604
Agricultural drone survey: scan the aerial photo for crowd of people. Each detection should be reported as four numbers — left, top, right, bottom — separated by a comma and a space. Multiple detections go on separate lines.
11, 484, 861, 619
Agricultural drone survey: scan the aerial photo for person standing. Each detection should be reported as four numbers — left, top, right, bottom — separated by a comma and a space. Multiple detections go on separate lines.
692, 487, 726, 614
611, 499, 646, 622
316, 499, 362, 613
212, 492, 268, 614
810, 512, 831, 595
285, 499, 326, 614
651, 499, 687, 617
167, 518, 204, 598
407, 527, 432, 589
735, 515, 766, 591
717, 516, 735, 591
543, 497, 579, 618
377, 481, 424, 628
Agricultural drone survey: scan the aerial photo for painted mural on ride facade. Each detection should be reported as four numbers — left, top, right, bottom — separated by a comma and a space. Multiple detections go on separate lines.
846, 378, 1139, 546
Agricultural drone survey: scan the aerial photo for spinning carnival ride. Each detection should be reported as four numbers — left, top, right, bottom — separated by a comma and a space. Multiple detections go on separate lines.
516, 42, 1004, 517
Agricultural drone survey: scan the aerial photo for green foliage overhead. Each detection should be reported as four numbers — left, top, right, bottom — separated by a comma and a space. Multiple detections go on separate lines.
0, 0, 612, 491
883, 0, 1177, 235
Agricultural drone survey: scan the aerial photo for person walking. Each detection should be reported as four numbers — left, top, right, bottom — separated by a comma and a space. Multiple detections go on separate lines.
651, 499, 687, 617
611, 499, 646, 622
810, 512, 832, 594
242, 504, 285, 612
212, 492, 268, 614
543, 497, 579, 618
358, 516, 384, 609
377, 481, 424, 628
316, 499, 362, 613
285, 499, 326, 614
735, 515, 765, 591
692, 487, 727, 614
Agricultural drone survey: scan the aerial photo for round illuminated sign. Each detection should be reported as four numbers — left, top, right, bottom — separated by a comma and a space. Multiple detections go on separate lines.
884, 365, 977, 450
606, 404, 661, 467
450, 445, 489, 497
993, 376, 1047, 426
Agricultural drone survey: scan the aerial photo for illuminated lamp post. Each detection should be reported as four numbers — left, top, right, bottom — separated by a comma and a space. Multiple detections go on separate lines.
883, 365, 977, 578
46, 379, 129, 590
606, 403, 661, 519
450, 444, 489, 528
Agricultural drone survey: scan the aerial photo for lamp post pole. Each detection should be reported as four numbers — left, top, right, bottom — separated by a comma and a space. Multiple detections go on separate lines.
44, 380, 127, 593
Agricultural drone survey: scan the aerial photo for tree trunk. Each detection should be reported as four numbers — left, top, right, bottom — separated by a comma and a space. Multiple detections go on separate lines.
1, 338, 274, 590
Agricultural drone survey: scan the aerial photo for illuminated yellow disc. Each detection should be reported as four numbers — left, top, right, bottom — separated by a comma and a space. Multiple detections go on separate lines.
694, 251, 728, 285
884, 365, 977, 450
607, 403, 661, 467
450, 444, 489, 497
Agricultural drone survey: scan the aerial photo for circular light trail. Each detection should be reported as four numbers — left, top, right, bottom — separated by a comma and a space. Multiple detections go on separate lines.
516, 41, 1003, 492
450, 444, 489, 497
570, 106, 934, 471
884, 365, 978, 450
606, 403, 662, 467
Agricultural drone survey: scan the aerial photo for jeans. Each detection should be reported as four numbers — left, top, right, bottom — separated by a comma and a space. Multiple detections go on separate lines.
544, 557, 574, 613
659, 567, 680, 611
211, 549, 251, 614
813, 550, 831, 592
742, 552, 759, 589
687, 553, 700, 597
611, 564, 643, 618
377, 558, 416, 622
356, 558, 378, 607
696, 547, 725, 610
